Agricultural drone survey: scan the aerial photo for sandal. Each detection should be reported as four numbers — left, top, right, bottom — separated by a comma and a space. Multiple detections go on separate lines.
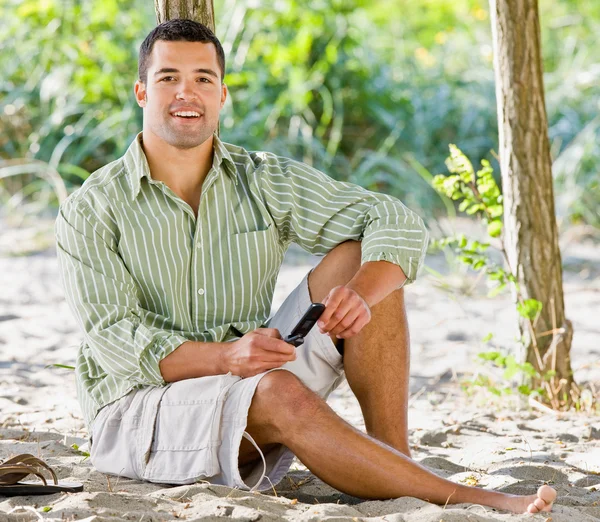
0, 454, 83, 496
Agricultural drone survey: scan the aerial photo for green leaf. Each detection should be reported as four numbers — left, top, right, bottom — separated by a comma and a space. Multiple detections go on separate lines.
487, 220, 503, 238
478, 351, 502, 363
521, 362, 538, 377
518, 385, 532, 395
473, 259, 486, 270
482, 332, 493, 343
488, 204, 503, 218
42, 507, 53, 513
487, 283, 507, 297
516, 299, 543, 320
466, 203, 482, 215
503, 356, 519, 379
46, 363, 75, 370
71, 443, 90, 458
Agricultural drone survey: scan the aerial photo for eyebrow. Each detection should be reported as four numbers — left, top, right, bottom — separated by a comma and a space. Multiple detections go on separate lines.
154, 67, 219, 79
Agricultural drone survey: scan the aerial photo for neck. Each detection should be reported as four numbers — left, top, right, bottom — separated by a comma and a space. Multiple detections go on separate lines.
140, 129, 215, 215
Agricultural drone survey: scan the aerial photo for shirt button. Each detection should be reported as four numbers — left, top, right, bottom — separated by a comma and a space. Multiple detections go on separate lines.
196, 243, 201, 249
197, 288, 205, 295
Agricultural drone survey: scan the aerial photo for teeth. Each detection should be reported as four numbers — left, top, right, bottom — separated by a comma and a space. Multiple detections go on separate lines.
173, 111, 200, 118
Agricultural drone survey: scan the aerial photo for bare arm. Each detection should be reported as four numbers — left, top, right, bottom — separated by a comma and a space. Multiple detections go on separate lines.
318, 260, 407, 339
347, 260, 407, 308
159, 328, 297, 383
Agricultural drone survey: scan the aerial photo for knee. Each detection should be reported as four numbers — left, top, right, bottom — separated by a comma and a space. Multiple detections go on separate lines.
252, 371, 320, 432
309, 241, 362, 302
332, 240, 361, 271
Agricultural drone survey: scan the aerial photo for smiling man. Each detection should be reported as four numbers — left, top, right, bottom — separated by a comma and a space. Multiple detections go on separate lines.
55, 19, 556, 514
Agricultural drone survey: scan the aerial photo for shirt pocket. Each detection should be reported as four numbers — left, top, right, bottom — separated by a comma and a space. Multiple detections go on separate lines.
228, 227, 282, 318
141, 373, 239, 484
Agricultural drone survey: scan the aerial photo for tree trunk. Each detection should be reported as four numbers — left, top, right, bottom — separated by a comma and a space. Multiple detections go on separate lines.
155, 0, 215, 31
489, 0, 574, 398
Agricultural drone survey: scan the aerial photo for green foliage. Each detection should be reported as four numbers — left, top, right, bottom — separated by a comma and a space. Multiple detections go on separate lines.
71, 443, 90, 459
431, 145, 554, 402
434, 145, 597, 412
432, 144, 503, 235
0, 0, 599, 227
516, 299, 543, 322
0, 0, 153, 212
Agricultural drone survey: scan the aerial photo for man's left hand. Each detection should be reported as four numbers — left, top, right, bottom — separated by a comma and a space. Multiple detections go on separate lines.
317, 285, 371, 339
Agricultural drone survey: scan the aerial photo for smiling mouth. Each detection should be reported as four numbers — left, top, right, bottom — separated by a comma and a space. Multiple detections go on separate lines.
171, 111, 202, 120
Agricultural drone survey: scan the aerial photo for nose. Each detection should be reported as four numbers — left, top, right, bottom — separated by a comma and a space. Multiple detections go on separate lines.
175, 78, 197, 100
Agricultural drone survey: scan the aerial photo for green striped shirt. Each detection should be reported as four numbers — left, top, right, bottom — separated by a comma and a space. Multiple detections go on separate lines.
55, 133, 428, 428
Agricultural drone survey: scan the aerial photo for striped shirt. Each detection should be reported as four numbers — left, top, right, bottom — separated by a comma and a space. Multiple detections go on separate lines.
55, 132, 428, 428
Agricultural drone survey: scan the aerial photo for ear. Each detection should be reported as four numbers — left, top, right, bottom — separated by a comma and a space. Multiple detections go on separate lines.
134, 80, 147, 108
220, 83, 228, 108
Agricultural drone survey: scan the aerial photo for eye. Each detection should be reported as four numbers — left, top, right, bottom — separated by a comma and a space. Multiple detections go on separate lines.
161, 76, 175, 82
198, 77, 211, 83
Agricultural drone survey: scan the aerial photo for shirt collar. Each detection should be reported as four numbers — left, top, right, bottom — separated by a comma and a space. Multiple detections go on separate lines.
125, 132, 238, 201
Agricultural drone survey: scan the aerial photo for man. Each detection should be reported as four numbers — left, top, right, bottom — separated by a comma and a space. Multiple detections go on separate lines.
56, 19, 555, 514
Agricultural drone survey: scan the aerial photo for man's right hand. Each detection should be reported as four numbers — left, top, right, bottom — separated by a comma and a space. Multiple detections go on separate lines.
224, 328, 297, 378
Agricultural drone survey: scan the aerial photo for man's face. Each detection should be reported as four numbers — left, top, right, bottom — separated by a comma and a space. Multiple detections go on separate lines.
134, 40, 227, 150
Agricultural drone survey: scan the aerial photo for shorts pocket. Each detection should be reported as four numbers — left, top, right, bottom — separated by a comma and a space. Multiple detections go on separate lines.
90, 387, 158, 481
141, 374, 239, 484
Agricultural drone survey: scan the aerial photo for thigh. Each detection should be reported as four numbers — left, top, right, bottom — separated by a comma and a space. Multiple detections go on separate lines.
91, 374, 239, 485
90, 385, 168, 481
143, 374, 239, 484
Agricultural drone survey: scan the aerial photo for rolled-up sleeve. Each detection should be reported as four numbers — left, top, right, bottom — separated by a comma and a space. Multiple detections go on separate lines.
55, 196, 187, 386
253, 153, 429, 284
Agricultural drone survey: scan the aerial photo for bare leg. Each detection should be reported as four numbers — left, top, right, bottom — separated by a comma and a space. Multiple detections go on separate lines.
243, 371, 556, 513
307, 240, 411, 455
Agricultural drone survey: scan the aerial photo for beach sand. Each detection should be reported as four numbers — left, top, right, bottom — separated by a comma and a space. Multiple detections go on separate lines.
1, 218, 599, 521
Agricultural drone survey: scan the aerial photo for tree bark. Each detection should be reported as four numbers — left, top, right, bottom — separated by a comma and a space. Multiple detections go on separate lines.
155, 0, 215, 31
489, 0, 573, 393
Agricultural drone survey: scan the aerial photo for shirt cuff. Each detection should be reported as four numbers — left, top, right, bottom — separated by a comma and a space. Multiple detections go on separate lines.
361, 223, 429, 286
137, 327, 188, 385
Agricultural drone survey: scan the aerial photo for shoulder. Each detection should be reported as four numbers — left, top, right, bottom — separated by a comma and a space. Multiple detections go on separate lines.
62, 156, 131, 212
57, 156, 130, 240
222, 141, 331, 182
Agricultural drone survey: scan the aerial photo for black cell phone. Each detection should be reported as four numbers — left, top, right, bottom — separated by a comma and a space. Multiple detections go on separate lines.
283, 303, 326, 347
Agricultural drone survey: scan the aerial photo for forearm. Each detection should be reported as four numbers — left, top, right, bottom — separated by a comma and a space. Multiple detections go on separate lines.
346, 260, 407, 308
159, 340, 231, 383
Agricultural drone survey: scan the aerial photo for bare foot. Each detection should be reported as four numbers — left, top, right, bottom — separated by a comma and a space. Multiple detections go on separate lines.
503, 485, 557, 514
525, 485, 557, 514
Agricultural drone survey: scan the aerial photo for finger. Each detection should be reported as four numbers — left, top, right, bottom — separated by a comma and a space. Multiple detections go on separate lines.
254, 328, 282, 339
336, 313, 371, 339
263, 352, 297, 366
321, 298, 357, 333
329, 307, 362, 337
252, 335, 296, 355
317, 286, 346, 330
251, 353, 298, 374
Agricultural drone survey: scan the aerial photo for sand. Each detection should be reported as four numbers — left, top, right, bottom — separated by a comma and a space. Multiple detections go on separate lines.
0, 217, 599, 521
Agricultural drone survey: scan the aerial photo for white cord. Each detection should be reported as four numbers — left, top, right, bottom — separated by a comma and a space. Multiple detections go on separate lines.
242, 431, 267, 492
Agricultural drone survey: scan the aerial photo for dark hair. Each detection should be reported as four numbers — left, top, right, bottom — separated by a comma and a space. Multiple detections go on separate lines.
138, 19, 225, 83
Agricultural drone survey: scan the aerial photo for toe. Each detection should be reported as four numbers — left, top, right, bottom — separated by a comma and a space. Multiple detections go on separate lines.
534, 498, 546, 510
527, 503, 540, 514
538, 485, 557, 504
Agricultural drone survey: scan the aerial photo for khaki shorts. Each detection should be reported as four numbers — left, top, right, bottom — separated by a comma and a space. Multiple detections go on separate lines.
90, 272, 345, 491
